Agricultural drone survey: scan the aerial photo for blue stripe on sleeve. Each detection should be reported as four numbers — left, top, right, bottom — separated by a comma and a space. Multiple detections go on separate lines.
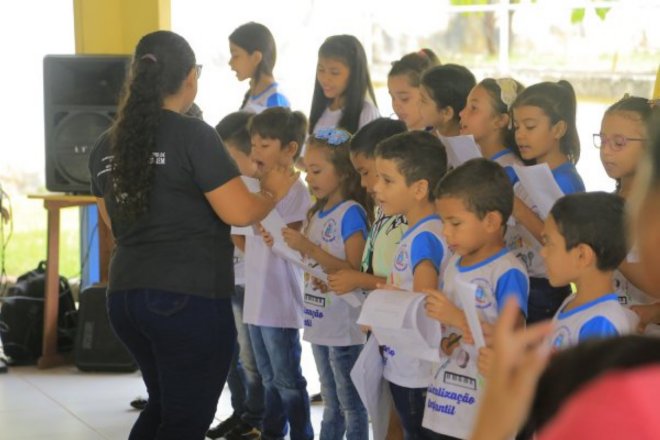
578, 316, 619, 342
266, 93, 290, 109
495, 268, 529, 316
410, 231, 444, 273
341, 205, 369, 241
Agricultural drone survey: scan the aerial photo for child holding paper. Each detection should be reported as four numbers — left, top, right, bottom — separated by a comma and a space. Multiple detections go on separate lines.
510, 81, 585, 323
243, 107, 315, 440
423, 158, 528, 439
280, 128, 370, 440
373, 131, 450, 439
542, 192, 636, 351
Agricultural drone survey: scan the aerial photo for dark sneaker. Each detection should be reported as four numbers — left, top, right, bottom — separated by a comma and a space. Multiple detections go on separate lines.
130, 397, 147, 410
225, 422, 261, 440
310, 392, 323, 403
206, 414, 241, 439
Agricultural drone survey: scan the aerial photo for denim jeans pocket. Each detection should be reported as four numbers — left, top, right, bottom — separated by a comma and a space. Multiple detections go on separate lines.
145, 290, 191, 317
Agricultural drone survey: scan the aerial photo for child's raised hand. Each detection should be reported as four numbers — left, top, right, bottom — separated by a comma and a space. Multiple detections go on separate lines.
327, 269, 360, 294
257, 223, 274, 247
281, 227, 312, 254
477, 347, 495, 378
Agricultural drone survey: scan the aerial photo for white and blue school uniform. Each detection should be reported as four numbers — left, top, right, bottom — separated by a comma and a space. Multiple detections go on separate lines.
614, 261, 660, 336
303, 200, 370, 438
551, 293, 637, 351
312, 100, 380, 134
303, 200, 369, 346
382, 214, 449, 388
240, 82, 290, 114
490, 148, 521, 185
423, 248, 528, 439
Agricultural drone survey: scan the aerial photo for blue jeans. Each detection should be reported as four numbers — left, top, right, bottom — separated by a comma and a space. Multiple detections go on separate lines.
107, 289, 235, 440
248, 325, 314, 440
389, 382, 439, 440
526, 277, 571, 324
312, 344, 368, 440
226, 286, 265, 429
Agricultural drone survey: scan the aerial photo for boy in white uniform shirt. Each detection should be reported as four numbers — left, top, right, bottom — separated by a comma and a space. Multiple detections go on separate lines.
243, 107, 314, 440
423, 159, 528, 439
373, 131, 450, 440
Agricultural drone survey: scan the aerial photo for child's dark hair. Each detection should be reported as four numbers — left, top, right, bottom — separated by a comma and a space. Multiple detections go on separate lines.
307, 130, 373, 222
248, 107, 307, 159
478, 78, 526, 155
350, 118, 407, 158
527, 335, 660, 436
549, 192, 626, 271
388, 49, 440, 87
309, 35, 377, 135
375, 131, 448, 201
111, 30, 195, 222
433, 158, 513, 226
215, 111, 252, 155
229, 22, 277, 108
512, 80, 580, 164
420, 64, 476, 123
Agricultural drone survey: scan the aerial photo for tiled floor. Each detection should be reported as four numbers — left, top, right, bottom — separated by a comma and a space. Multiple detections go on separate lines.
0, 344, 336, 439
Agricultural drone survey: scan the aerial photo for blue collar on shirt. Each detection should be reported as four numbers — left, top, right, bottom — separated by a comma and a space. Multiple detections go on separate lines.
490, 149, 513, 161
551, 161, 573, 175
456, 247, 509, 273
250, 82, 278, 100
557, 293, 619, 319
400, 214, 441, 241
319, 200, 349, 218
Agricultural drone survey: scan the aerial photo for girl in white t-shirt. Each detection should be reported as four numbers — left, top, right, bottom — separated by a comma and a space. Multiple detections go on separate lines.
281, 128, 371, 440
308, 35, 380, 136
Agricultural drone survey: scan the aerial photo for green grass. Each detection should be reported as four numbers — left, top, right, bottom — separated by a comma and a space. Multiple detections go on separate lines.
2, 196, 81, 280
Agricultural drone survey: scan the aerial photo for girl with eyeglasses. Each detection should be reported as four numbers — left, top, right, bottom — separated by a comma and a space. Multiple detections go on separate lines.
596, 96, 660, 335
279, 128, 371, 440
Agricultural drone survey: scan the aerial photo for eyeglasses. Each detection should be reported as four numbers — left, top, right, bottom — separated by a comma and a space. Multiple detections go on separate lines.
313, 128, 351, 146
195, 64, 203, 78
593, 133, 645, 151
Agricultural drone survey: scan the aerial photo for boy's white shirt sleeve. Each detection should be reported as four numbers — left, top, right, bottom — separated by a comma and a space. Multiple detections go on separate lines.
277, 179, 310, 225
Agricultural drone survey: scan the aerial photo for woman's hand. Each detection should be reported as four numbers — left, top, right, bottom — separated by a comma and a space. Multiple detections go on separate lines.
328, 269, 361, 294
281, 227, 313, 255
469, 298, 553, 440
260, 165, 298, 202
257, 223, 274, 247
630, 302, 660, 334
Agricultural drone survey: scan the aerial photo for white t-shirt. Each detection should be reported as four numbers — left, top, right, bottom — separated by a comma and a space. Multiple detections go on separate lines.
423, 249, 528, 439
614, 269, 660, 337
243, 179, 311, 328
551, 293, 637, 352
302, 200, 369, 346
311, 100, 380, 134
382, 214, 449, 388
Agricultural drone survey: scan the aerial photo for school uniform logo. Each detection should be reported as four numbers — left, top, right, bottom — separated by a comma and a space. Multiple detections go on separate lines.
552, 326, 571, 350
394, 245, 409, 271
322, 219, 338, 243
472, 278, 493, 310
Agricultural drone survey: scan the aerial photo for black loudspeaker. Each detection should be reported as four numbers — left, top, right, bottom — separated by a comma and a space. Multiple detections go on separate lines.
75, 285, 137, 372
44, 55, 131, 193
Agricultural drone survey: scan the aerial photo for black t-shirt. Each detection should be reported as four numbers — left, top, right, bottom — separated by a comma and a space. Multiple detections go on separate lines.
88, 110, 240, 298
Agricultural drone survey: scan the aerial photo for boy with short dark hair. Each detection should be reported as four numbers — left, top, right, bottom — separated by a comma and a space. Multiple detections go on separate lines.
543, 192, 636, 351
423, 158, 529, 439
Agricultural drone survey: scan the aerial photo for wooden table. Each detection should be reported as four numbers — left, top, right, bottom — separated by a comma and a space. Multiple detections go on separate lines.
28, 194, 113, 368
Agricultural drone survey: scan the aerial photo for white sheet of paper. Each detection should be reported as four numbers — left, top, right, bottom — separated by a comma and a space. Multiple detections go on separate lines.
456, 280, 486, 350
512, 164, 564, 219
350, 336, 392, 440
438, 134, 483, 168
358, 290, 441, 362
